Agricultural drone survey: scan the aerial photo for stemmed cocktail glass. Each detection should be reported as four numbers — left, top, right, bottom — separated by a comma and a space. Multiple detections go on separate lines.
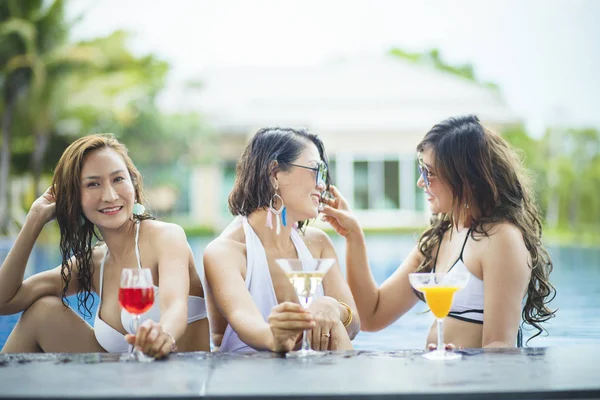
276, 258, 335, 358
409, 272, 469, 360
119, 268, 155, 362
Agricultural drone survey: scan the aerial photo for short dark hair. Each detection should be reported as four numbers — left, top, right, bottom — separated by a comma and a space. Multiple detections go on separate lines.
228, 127, 330, 230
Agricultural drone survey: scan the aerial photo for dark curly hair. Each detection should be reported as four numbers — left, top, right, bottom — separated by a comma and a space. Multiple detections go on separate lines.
51, 134, 153, 317
228, 127, 331, 231
416, 115, 556, 343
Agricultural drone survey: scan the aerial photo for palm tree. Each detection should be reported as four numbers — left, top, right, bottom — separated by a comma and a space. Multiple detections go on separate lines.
0, 0, 170, 232
0, 0, 41, 232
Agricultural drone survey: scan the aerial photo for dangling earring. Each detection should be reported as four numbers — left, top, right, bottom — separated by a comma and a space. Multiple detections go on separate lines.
80, 215, 87, 226
266, 189, 286, 235
464, 203, 470, 209
132, 202, 146, 216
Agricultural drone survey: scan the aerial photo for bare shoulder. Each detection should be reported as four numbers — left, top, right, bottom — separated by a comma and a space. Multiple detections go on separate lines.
479, 222, 525, 248
303, 226, 331, 242
140, 219, 186, 242
301, 226, 331, 245
301, 226, 333, 256
476, 222, 529, 268
203, 226, 247, 269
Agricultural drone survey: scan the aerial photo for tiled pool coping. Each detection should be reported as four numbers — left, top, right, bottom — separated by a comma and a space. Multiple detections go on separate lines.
1, 346, 598, 399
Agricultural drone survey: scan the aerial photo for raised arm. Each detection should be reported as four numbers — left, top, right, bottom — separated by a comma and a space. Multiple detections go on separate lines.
0, 187, 70, 315
204, 239, 314, 352
481, 223, 530, 348
321, 185, 423, 332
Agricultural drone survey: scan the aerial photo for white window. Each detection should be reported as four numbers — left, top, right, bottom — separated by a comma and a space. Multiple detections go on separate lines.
352, 159, 400, 210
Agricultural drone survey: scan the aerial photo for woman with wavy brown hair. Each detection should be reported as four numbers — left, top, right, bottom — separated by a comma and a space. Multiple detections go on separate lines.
321, 115, 556, 348
0, 134, 209, 357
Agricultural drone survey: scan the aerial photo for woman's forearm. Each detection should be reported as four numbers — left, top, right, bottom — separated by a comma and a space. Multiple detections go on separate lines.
159, 299, 188, 343
0, 215, 44, 309
227, 311, 276, 351
332, 297, 359, 340
344, 231, 381, 319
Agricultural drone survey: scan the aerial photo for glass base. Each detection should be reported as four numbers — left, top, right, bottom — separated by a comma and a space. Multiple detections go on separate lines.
422, 349, 462, 361
286, 349, 326, 358
120, 351, 154, 363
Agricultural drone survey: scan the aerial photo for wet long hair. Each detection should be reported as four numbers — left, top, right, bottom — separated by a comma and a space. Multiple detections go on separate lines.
416, 115, 556, 342
51, 134, 152, 317
228, 127, 330, 231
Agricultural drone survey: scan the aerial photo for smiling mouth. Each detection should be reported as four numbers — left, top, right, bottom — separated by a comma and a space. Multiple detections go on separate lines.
99, 206, 123, 214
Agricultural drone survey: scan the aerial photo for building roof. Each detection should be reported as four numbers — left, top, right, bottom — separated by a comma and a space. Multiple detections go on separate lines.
163, 56, 521, 134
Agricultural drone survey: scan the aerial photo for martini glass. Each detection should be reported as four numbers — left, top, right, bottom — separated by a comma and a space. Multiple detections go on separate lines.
409, 272, 469, 360
276, 258, 335, 358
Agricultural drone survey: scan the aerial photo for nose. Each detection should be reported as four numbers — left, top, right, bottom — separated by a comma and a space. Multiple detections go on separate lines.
102, 184, 119, 202
417, 174, 425, 189
316, 179, 326, 191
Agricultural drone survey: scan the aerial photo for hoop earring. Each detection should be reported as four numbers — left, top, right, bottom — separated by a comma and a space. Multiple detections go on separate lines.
266, 191, 286, 235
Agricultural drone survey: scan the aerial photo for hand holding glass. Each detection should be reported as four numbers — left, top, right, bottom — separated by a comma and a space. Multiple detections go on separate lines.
276, 258, 335, 357
119, 268, 154, 362
409, 272, 469, 360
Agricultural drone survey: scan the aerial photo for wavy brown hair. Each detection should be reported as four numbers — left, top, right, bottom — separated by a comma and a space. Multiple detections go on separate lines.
228, 127, 331, 231
416, 115, 556, 343
51, 134, 152, 317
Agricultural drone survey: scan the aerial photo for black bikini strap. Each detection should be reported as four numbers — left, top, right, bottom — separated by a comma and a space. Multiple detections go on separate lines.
458, 228, 472, 261
432, 235, 443, 273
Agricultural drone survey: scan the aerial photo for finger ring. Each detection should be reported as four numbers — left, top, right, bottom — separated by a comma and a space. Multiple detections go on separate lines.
321, 332, 331, 338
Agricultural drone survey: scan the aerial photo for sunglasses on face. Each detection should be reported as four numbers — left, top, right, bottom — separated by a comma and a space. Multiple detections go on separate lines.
418, 160, 431, 188
288, 161, 328, 187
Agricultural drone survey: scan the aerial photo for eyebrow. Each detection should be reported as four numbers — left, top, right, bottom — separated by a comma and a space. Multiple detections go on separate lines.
82, 169, 126, 181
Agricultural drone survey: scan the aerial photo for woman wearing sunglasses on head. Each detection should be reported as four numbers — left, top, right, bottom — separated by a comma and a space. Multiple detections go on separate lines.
320, 115, 556, 349
203, 127, 359, 353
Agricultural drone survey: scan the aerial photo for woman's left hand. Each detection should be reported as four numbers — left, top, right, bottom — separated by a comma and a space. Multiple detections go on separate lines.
307, 296, 344, 351
125, 320, 176, 359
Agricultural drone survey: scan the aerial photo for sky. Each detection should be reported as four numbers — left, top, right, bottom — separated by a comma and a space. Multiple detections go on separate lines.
69, 0, 600, 136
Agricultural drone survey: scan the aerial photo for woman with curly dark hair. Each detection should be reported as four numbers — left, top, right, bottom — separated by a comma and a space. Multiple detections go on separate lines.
321, 115, 556, 348
0, 134, 209, 357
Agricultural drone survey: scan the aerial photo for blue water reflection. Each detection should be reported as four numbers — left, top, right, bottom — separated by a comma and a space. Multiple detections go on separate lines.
1, 234, 599, 350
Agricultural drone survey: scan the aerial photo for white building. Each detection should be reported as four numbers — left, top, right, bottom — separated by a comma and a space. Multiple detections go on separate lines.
174, 57, 521, 230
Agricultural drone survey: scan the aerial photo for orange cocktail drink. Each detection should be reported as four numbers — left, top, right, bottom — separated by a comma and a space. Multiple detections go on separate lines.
408, 272, 469, 361
419, 286, 461, 319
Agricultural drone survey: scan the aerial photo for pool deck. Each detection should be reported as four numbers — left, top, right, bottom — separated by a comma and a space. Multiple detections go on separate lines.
1, 345, 599, 399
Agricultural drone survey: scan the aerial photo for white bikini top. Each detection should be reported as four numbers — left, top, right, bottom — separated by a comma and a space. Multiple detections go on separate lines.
431, 228, 484, 323
93, 220, 207, 353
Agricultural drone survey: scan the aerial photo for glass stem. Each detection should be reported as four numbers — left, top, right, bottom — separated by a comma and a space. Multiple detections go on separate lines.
131, 314, 141, 353
437, 318, 444, 353
301, 329, 310, 352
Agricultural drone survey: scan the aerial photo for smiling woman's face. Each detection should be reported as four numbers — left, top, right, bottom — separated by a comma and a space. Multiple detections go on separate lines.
417, 148, 454, 215
80, 147, 136, 230
276, 140, 326, 222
